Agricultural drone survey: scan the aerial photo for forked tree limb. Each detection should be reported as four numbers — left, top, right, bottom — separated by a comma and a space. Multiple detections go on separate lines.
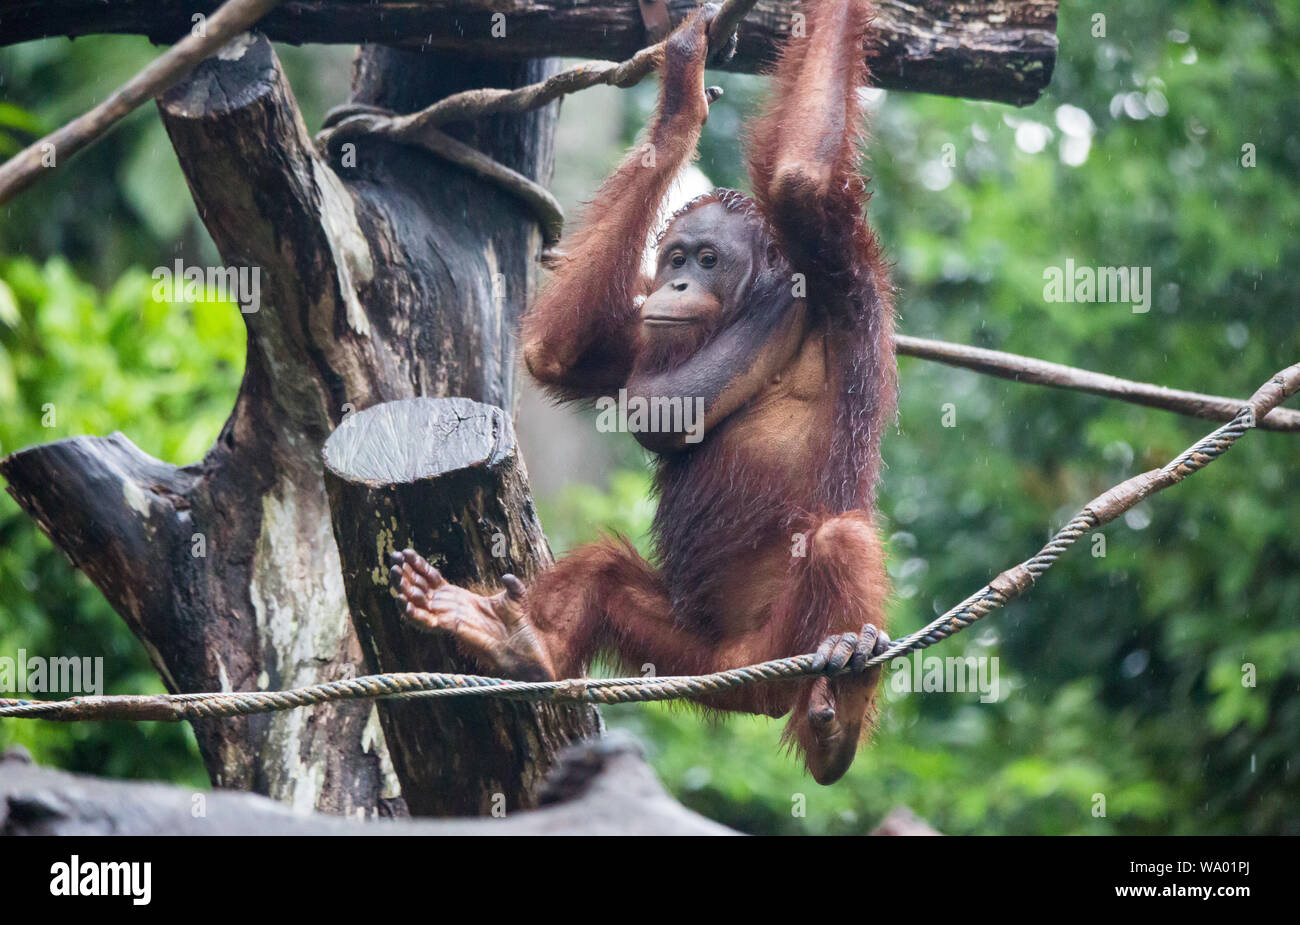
0, 0, 282, 207
896, 335, 1300, 432
1, 33, 601, 815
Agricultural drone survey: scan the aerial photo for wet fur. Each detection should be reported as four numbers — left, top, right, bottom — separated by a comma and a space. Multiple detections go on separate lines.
511, 0, 896, 780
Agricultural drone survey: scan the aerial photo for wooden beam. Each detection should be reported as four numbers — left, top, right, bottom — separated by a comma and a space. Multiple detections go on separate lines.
0, 0, 1060, 105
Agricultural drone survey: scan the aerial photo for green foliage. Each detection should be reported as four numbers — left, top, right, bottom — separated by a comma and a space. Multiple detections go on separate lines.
0, 0, 1297, 833
539, 469, 658, 558
0, 257, 244, 784
577, 0, 1300, 834
0, 35, 352, 281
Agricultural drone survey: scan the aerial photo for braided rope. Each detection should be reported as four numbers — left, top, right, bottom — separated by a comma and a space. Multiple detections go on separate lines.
2, 363, 1296, 723
314, 0, 760, 249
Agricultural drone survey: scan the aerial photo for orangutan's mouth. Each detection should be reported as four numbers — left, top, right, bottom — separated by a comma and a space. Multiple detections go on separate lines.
642, 316, 699, 327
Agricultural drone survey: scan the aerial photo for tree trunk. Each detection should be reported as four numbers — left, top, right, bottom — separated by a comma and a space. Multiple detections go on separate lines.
0, 0, 1060, 105
0, 33, 597, 815
0, 0, 1061, 820
323, 397, 599, 816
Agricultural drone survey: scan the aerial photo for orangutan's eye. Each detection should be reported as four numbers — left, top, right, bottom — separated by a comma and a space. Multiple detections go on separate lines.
670, 251, 686, 269
699, 250, 718, 269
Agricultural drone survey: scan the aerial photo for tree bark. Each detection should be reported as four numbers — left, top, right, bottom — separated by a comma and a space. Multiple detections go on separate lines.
0, 0, 1058, 822
0, 0, 1059, 105
0, 33, 598, 815
323, 397, 599, 816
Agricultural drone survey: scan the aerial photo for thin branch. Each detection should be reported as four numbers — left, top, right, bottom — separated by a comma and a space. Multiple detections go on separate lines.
0, 0, 282, 207
5, 362, 1297, 723
896, 334, 1300, 432
398, 0, 758, 133
316, 0, 756, 248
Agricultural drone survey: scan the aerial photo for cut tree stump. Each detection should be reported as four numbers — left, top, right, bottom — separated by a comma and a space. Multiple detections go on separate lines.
323, 397, 598, 816
0, 34, 600, 815
0, 0, 1059, 823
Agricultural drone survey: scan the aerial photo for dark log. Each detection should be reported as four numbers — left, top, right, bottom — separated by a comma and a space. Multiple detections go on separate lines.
0, 0, 1060, 105
323, 398, 598, 816
0, 33, 598, 814
0, 417, 398, 818
0, 737, 735, 835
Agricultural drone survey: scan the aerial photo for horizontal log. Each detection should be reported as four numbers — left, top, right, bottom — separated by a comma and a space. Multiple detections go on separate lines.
0, 0, 1059, 105
0, 737, 736, 835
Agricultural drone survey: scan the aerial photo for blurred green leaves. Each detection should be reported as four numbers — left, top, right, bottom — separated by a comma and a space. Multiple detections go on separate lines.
539, 469, 657, 558
0, 0, 1297, 832
0, 101, 45, 157
0, 256, 245, 783
566, 0, 1300, 834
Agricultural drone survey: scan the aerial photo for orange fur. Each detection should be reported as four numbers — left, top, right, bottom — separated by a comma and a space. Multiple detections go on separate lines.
458, 0, 895, 783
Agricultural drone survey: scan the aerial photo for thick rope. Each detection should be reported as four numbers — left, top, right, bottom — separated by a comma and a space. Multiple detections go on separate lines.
4, 362, 1296, 723
315, 0, 758, 249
